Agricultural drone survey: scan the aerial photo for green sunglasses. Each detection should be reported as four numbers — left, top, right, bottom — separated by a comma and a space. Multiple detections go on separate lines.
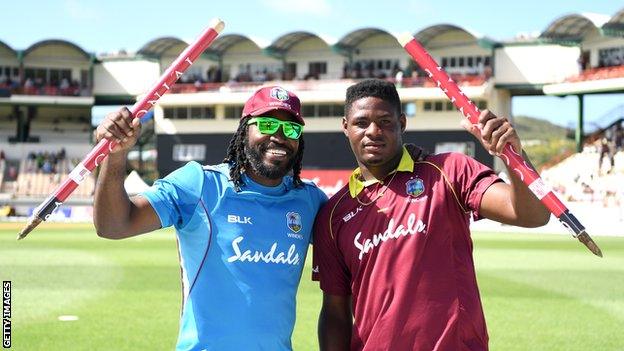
247, 117, 304, 140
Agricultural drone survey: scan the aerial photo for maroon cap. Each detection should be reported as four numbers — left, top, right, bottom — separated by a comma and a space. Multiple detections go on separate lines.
242, 86, 304, 125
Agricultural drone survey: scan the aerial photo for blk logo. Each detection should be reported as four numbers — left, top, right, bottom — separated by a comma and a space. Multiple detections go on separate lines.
342, 206, 363, 223
228, 215, 253, 225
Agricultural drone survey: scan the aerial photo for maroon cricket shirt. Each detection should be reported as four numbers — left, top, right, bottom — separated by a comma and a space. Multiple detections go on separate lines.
313, 148, 502, 351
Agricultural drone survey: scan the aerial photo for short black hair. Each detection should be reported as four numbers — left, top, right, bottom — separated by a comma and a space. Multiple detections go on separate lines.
345, 79, 402, 117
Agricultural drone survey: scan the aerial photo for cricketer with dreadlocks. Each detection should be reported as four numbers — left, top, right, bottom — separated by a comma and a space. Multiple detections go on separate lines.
92, 85, 324, 350
92, 85, 427, 351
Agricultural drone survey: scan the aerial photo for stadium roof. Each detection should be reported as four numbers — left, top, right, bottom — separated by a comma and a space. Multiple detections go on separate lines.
138, 37, 188, 58
335, 28, 393, 50
540, 13, 610, 42
265, 31, 328, 58
206, 34, 260, 58
24, 39, 91, 59
603, 8, 624, 35
414, 24, 497, 48
0, 40, 16, 57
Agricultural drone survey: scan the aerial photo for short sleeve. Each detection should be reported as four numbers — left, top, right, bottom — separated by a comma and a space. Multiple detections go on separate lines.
441, 153, 502, 220
140, 161, 204, 229
312, 202, 352, 296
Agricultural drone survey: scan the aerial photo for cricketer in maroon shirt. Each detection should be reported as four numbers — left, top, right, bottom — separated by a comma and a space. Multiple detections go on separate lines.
313, 146, 502, 351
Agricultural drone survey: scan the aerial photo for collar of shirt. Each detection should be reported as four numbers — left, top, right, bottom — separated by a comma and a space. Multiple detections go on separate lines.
241, 172, 290, 195
348, 146, 414, 198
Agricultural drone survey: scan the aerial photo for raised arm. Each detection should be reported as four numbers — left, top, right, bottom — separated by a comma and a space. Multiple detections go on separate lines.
319, 293, 352, 351
93, 107, 161, 239
463, 110, 550, 227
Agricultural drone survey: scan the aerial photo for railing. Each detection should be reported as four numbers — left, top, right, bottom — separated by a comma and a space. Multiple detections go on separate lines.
0, 83, 92, 97
169, 74, 490, 94
566, 65, 624, 83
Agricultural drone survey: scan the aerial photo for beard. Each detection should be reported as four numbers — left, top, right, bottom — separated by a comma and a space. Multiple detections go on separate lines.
244, 139, 296, 180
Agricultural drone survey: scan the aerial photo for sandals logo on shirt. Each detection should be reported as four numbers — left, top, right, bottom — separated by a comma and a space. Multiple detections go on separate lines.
406, 177, 425, 197
286, 212, 302, 233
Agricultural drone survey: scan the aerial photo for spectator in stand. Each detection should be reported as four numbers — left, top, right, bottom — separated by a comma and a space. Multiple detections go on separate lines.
6, 77, 16, 90
342, 62, 350, 79
8, 166, 17, 180
24, 78, 34, 91
0, 149, 5, 161
207, 67, 216, 82
614, 122, 623, 153
354, 62, 363, 79
34, 77, 44, 91
42, 160, 53, 174
598, 134, 615, 175
214, 68, 222, 83
58, 148, 66, 160
60, 78, 70, 90
71, 80, 81, 96
394, 68, 404, 88
35, 152, 44, 170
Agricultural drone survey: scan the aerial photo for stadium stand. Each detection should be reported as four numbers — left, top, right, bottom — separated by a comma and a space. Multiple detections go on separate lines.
542, 122, 624, 205
0, 6, 623, 221
566, 64, 624, 82
14, 155, 95, 199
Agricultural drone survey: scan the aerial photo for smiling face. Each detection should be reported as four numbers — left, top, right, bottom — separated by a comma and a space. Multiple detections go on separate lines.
343, 96, 406, 178
244, 109, 301, 185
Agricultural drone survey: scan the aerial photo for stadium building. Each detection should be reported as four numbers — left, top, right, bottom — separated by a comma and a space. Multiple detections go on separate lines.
0, 8, 623, 218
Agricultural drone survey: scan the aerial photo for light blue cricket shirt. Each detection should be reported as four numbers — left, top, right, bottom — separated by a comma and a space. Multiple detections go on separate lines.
141, 162, 326, 351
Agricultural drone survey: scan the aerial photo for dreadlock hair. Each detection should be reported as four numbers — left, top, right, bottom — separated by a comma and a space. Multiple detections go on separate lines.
223, 116, 305, 191
345, 79, 402, 118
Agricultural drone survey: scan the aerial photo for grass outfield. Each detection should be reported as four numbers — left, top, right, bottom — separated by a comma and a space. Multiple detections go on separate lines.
1, 223, 623, 350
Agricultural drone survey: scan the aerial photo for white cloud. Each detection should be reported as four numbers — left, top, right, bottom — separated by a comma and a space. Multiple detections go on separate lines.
262, 0, 331, 16
64, 0, 98, 21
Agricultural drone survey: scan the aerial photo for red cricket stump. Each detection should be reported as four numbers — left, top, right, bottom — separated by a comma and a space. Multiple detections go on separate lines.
396, 33, 602, 257
17, 19, 226, 240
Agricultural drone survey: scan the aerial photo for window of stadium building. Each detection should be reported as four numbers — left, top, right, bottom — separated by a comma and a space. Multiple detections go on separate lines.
308, 62, 327, 77
441, 56, 490, 74
403, 102, 416, 117
435, 141, 475, 157
24, 68, 72, 85
225, 105, 244, 119
173, 144, 206, 162
423, 100, 487, 112
598, 47, 624, 67
351, 59, 398, 71
302, 104, 344, 118
1, 66, 19, 79
164, 106, 215, 119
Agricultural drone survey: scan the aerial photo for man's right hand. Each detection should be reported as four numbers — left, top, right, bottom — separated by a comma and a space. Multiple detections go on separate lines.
94, 107, 141, 154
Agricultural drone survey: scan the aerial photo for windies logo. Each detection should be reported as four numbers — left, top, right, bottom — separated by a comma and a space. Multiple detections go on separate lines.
286, 212, 302, 233
270, 87, 289, 101
406, 177, 425, 197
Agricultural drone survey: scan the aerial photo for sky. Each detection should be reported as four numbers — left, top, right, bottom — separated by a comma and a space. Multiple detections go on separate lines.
2, 0, 623, 128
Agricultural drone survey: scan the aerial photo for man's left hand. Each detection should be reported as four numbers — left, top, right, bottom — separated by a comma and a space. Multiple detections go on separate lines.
461, 110, 522, 155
